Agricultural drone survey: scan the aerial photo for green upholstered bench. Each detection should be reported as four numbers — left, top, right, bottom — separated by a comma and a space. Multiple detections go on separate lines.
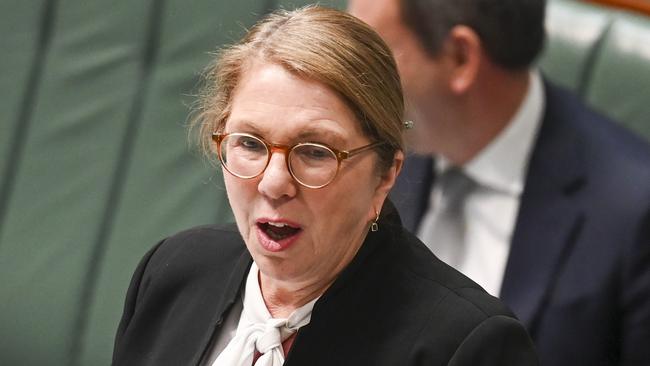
540, 0, 650, 141
0, 0, 646, 365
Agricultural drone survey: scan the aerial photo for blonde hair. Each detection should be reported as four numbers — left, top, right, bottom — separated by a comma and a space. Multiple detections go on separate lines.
193, 6, 404, 172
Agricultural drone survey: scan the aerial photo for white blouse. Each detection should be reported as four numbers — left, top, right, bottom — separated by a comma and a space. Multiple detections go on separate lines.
205, 263, 318, 366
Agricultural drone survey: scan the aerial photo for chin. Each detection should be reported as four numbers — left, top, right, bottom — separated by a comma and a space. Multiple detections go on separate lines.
256, 257, 302, 282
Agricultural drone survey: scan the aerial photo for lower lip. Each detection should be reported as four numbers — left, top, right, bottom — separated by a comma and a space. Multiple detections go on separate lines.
255, 225, 302, 252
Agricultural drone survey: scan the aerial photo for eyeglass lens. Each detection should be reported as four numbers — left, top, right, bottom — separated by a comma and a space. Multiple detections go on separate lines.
219, 134, 339, 187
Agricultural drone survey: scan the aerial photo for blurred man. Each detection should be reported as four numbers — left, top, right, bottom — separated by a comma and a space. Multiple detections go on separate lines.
349, 0, 650, 365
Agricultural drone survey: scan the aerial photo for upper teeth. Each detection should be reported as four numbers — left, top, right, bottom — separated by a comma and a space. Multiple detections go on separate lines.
268, 222, 287, 228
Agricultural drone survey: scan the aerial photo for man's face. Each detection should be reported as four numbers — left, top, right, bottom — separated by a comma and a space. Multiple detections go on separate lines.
349, 0, 452, 154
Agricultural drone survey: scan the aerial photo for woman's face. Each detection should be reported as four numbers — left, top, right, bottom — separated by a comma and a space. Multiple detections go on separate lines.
223, 61, 398, 289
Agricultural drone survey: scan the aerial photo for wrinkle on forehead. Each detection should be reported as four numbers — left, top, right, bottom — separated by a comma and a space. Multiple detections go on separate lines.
226, 62, 366, 148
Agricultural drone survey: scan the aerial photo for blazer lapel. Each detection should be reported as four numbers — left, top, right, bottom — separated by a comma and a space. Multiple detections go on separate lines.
194, 249, 252, 365
389, 154, 434, 232
500, 81, 587, 332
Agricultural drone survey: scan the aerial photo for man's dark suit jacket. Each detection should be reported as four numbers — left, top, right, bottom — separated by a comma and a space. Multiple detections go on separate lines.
112, 203, 537, 365
391, 81, 650, 366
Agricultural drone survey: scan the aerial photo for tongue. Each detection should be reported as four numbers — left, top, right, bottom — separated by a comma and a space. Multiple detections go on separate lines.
265, 225, 299, 240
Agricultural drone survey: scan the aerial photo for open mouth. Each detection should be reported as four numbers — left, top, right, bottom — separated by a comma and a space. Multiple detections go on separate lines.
257, 221, 302, 241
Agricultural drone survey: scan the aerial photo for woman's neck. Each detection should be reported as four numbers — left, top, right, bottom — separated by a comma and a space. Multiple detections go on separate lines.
258, 272, 334, 318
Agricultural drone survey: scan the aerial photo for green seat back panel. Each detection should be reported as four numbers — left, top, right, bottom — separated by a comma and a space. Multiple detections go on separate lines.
76, 1, 264, 364
584, 11, 650, 142
539, 0, 612, 94
0, 0, 153, 364
0, 0, 47, 224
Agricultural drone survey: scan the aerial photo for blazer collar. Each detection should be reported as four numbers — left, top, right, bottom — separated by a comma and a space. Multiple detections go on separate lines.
500, 81, 587, 332
196, 248, 252, 365
389, 154, 434, 232
285, 201, 402, 365
315, 199, 400, 303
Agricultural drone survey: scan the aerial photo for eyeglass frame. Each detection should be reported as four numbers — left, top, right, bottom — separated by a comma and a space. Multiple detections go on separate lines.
211, 132, 385, 189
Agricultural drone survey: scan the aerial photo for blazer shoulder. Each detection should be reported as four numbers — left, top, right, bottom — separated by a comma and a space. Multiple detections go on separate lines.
398, 234, 533, 364
545, 82, 650, 169
395, 228, 516, 319
114, 224, 249, 365
541, 82, 650, 208
161, 223, 241, 247
447, 315, 538, 366
143, 223, 246, 274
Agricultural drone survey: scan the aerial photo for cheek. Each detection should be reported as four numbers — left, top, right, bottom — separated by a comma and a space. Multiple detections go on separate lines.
224, 174, 255, 224
307, 189, 374, 264
309, 174, 378, 234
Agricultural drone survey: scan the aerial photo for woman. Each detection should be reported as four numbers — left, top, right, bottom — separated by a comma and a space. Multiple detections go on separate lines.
112, 6, 537, 366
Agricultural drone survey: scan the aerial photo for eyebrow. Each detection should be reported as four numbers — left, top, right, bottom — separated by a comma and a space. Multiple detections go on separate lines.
296, 129, 346, 146
227, 119, 348, 148
224, 119, 263, 134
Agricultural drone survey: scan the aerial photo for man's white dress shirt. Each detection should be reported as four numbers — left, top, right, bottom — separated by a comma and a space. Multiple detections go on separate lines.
417, 72, 545, 296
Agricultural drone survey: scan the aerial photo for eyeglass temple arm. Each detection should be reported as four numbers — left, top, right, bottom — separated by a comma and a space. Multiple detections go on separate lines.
342, 141, 385, 159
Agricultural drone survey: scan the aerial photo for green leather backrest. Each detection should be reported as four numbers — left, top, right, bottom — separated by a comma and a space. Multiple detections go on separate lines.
584, 11, 650, 141
539, 0, 650, 141
0, 2, 157, 364
539, 0, 611, 93
0, 0, 47, 199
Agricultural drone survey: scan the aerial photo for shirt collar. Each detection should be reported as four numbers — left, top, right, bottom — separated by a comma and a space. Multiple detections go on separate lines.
440, 71, 545, 195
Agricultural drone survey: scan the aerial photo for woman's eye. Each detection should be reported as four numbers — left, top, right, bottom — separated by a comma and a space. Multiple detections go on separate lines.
300, 145, 334, 160
239, 136, 264, 151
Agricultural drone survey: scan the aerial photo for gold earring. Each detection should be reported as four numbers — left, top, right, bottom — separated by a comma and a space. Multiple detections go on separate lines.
371, 210, 380, 232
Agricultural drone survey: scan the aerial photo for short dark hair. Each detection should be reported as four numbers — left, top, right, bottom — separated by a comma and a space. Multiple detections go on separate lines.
400, 0, 546, 69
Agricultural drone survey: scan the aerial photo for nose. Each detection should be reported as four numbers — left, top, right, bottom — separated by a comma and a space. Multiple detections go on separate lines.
257, 151, 298, 200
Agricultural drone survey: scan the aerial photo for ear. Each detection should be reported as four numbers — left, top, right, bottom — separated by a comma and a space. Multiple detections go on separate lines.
371, 150, 404, 216
444, 25, 482, 94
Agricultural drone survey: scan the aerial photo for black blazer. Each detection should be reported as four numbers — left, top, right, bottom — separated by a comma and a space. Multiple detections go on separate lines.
391, 81, 650, 366
112, 202, 537, 365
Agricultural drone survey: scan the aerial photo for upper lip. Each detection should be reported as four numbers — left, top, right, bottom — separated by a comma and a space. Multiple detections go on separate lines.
256, 218, 302, 229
